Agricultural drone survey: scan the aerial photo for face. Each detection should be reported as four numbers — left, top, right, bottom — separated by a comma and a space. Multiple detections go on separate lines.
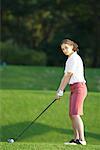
61, 43, 74, 56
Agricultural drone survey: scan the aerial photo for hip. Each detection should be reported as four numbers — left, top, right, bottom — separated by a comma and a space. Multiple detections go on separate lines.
70, 82, 87, 94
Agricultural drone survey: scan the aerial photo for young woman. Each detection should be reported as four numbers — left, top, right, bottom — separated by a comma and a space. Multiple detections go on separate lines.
56, 39, 87, 145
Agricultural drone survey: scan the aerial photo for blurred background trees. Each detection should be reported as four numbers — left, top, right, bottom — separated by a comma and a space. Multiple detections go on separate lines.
1, 0, 100, 67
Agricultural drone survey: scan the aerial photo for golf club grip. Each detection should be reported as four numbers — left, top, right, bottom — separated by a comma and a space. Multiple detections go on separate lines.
15, 99, 57, 141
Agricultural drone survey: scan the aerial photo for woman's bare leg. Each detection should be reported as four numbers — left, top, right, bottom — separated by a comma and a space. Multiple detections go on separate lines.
72, 120, 79, 139
70, 115, 85, 141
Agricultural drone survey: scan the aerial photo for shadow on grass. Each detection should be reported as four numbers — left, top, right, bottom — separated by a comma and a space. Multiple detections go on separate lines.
1, 121, 100, 142
1, 122, 72, 142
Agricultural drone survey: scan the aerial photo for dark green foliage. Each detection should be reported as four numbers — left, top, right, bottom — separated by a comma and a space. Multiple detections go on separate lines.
1, 0, 100, 67
0, 41, 47, 65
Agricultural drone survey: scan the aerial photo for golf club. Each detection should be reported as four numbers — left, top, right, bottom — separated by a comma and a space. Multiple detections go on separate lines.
7, 98, 57, 143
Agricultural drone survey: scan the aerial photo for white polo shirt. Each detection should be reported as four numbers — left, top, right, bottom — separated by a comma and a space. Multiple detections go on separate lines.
64, 52, 86, 84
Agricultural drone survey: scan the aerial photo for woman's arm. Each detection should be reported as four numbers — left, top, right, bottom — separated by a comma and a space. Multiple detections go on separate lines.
58, 72, 72, 91
56, 72, 73, 99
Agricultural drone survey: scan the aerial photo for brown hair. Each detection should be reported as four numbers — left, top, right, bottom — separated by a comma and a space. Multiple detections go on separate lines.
61, 39, 79, 51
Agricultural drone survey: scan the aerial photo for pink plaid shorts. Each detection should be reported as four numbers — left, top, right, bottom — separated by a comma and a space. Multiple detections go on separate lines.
69, 82, 87, 116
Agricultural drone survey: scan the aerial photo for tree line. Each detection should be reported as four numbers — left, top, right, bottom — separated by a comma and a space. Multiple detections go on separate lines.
1, 0, 100, 67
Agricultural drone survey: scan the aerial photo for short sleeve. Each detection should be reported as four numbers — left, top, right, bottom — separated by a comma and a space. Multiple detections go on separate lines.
64, 58, 77, 74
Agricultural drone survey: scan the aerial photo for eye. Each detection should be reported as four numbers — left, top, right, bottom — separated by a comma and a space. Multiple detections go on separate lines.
65, 46, 68, 49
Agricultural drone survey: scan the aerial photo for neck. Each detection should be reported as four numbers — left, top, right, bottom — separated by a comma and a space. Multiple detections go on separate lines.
68, 51, 74, 57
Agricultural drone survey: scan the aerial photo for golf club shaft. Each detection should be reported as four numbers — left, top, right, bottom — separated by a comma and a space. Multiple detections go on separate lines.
15, 99, 57, 141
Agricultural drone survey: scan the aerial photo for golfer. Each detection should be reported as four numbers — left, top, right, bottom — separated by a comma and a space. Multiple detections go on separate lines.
56, 39, 87, 145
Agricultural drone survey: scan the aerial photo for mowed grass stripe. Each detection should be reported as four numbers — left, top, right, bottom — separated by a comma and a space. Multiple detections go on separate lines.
0, 66, 100, 92
0, 90, 100, 145
0, 143, 100, 150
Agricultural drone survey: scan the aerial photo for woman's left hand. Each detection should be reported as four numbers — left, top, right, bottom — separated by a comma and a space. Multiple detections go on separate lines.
55, 90, 63, 100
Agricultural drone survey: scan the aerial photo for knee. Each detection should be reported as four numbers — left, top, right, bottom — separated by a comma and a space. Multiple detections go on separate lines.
69, 114, 79, 120
69, 114, 74, 120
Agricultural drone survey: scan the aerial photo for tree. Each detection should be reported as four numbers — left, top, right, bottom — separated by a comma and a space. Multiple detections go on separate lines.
1, 0, 100, 67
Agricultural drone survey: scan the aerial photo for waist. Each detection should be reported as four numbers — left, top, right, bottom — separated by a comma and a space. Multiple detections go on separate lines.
68, 75, 86, 85
70, 82, 86, 86
70, 82, 86, 90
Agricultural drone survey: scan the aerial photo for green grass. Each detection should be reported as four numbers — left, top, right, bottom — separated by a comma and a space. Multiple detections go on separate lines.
0, 66, 100, 149
0, 90, 100, 149
1, 143, 100, 150
0, 66, 100, 92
